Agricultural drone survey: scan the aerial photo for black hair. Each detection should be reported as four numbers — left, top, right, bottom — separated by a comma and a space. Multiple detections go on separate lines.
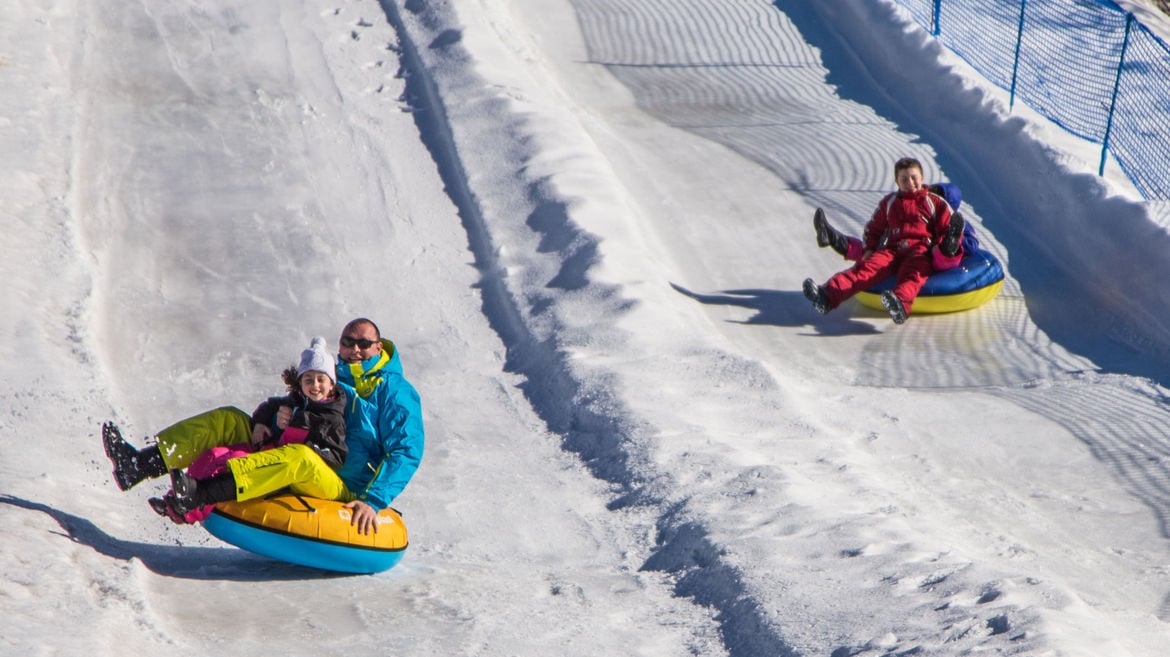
343, 317, 381, 339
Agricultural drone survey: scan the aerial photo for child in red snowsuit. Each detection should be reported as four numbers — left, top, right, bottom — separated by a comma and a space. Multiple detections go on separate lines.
814, 181, 968, 268
803, 157, 955, 324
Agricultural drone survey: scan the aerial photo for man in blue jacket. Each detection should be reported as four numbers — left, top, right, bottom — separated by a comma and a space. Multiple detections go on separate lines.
323, 317, 425, 533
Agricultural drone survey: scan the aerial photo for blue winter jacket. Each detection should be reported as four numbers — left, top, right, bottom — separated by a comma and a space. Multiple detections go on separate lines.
335, 339, 424, 510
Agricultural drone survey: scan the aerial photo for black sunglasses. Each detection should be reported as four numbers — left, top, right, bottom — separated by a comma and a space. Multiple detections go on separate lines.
340, 336, 379, 349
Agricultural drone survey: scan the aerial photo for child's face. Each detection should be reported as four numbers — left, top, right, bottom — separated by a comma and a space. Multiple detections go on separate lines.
300, 371, 334, 401
894, 166, 924, 194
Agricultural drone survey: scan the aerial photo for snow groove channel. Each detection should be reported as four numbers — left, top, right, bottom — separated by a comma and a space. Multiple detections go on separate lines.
376, 1, 796, 655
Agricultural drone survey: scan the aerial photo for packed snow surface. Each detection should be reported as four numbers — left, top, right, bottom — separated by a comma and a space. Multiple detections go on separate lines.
3, 0, 1170, 655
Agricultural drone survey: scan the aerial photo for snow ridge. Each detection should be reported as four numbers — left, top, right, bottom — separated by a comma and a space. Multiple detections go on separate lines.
374, 0, 641, 487
378, 1, 798, 654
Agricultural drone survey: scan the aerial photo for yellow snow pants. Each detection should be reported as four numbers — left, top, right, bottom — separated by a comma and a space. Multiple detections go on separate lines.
227, 443, 353, 502
155, 406, 253, 469
154, 406, 353, 503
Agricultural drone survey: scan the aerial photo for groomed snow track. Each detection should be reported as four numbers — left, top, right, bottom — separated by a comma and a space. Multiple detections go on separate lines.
376, 1, 798, 655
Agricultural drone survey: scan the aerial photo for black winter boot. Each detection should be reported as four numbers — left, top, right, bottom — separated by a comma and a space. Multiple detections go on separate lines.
192, 472, 238, 506
171, 469, 237, 508
148, 470, 237, 523
814, 208, 851, 257
880, 291, 908, 324
940, 212, 965, 258
102, 422, 168, 491
148, 494, 190, 524
803, 278, 831, 315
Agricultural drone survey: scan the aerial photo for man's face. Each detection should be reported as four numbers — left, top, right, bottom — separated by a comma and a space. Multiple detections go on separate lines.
338, 322, 382, 364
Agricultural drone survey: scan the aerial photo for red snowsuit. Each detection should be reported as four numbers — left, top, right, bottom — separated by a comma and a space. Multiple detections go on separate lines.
822, 188, 953, 314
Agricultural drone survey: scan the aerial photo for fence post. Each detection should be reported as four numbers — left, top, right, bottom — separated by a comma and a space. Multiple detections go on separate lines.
1099, 13, 1134, 177
932, 0, 942, 36
1008, 0, 1028, 111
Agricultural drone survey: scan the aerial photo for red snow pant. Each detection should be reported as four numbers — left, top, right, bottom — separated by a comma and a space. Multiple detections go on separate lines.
823, 244, 933, 314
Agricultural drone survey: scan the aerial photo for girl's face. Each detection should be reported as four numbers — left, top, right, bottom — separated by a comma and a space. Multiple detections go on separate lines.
895, 166, 924, 194
300, 371, 335, 401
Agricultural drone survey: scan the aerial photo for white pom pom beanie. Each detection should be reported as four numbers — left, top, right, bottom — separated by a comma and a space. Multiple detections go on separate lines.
296, 336, 336, 383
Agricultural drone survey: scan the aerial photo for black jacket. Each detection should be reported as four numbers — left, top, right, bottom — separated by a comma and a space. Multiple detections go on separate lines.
251, 389, 348, 470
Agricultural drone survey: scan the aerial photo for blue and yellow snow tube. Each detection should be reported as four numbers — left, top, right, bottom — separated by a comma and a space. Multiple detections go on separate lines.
203, 494, 408, 574
856, 248, 1005, 314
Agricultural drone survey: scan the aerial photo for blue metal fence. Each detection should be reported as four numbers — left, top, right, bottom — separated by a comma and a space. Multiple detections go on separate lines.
895, 0, 1170, 201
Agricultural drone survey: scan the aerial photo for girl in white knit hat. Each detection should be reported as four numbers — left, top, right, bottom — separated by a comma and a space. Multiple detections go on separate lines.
142, 337, 351, 522
248, 336, 348, 469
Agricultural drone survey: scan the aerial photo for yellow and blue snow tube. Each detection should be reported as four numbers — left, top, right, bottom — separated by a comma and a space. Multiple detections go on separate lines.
203, 494, 408, 574
856, 248, 1005, 314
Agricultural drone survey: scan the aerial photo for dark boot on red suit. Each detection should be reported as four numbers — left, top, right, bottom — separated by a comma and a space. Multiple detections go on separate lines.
814, 208, 851, 258
940, 212, 965, 258
803, 278, 831, 315
880, 291, 908, 324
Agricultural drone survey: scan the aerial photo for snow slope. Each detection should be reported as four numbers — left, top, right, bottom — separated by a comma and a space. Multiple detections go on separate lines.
2, 0, 1169, 655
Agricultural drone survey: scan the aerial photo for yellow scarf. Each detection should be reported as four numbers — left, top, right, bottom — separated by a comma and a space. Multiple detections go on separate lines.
347, 349, 390, 399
